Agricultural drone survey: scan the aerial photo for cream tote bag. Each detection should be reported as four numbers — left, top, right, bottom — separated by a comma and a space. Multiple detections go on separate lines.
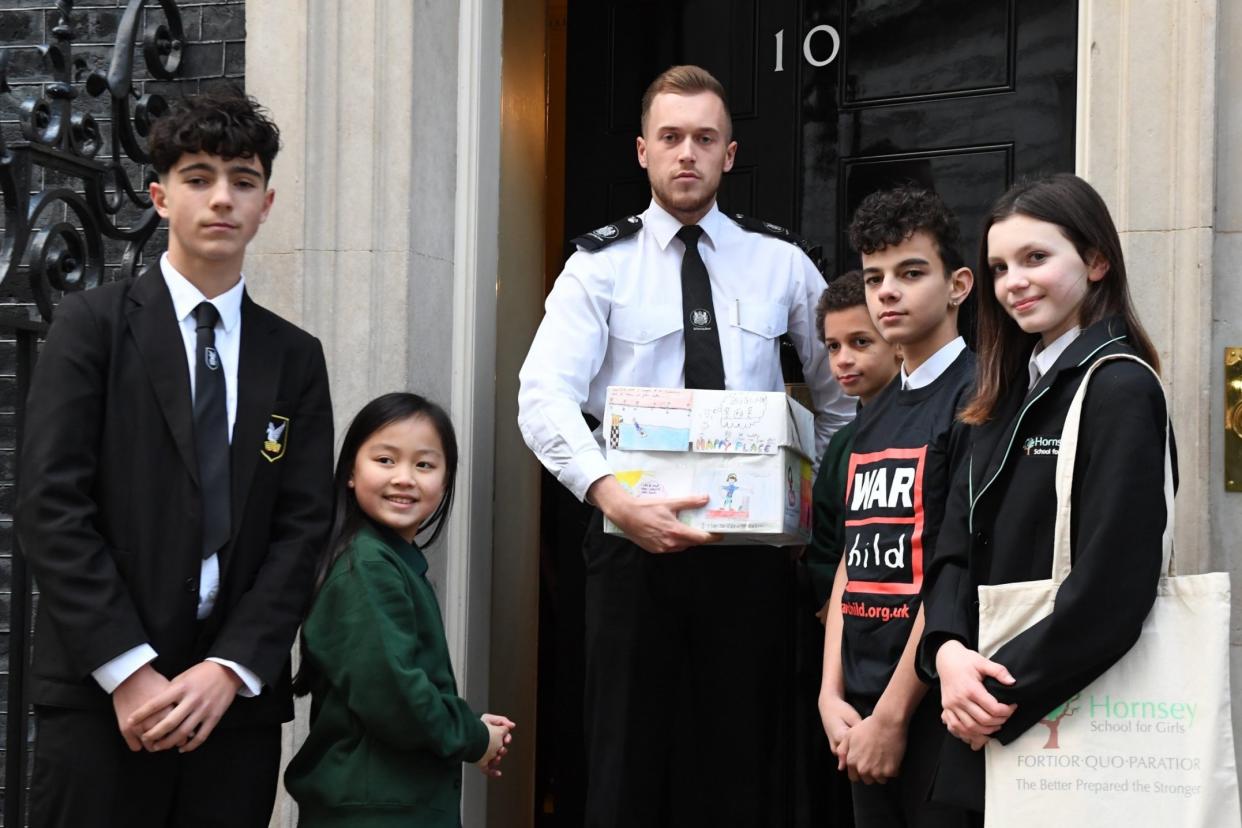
978, 355, 1241, 828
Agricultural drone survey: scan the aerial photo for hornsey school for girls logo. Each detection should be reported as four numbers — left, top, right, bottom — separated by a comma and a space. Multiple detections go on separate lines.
261, 415, 289, 462
690, 308, 712, 329
1038, 694, 1081, 749
1023, 435, 1060, 456
205, 346, 220, 371
843, 446, 927, 596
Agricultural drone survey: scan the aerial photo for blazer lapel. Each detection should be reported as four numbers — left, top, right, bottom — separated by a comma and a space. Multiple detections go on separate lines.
125, 268, 199, 485
971, 316, 1132, 504
230, 293, 281, 541
969, 382, 1030, 509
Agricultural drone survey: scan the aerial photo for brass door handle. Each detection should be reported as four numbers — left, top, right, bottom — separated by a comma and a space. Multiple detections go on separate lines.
1227, 348, 1242, 491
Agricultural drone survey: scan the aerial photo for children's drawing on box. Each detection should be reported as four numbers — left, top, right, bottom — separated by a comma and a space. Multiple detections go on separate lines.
799, 461, 813, 529
708, 471, 750, 518
785, 465, 797, 508
722, 473, 740, 510
612, 404, 691, 451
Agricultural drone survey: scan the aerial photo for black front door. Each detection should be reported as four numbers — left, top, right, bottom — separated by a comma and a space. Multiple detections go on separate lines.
563, 0, 1076, 268
536, 2, 1078, 825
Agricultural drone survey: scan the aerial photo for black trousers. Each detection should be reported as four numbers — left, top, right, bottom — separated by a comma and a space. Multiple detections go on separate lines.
849, 692, 977, 828
581, 512, 794, 828
28, 705, 281, 828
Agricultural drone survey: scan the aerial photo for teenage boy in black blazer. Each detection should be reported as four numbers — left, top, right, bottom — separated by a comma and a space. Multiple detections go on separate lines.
16, 93, 333, 828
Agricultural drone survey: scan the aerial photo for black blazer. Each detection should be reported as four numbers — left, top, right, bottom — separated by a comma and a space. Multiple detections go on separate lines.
916, 316, 1173, 811
15, 267, 334, 726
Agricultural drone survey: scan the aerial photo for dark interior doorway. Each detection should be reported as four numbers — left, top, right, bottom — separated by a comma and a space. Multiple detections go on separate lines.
534, 1, 1078, 824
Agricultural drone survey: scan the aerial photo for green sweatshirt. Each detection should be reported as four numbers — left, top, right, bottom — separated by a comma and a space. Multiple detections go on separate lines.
804, 416, 859, 611
285, 522, 490, 828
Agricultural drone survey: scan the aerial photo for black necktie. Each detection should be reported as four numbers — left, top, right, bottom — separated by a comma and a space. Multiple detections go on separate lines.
676, 225, 726, 390
193, 301, 231, 559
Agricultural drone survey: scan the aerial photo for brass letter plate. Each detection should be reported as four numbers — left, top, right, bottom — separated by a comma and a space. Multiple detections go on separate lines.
1228, 348, 1242, 492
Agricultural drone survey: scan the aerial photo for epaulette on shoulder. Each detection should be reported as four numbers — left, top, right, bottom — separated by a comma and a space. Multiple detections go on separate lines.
728, 213, 812, 253
571, 216, 643, 251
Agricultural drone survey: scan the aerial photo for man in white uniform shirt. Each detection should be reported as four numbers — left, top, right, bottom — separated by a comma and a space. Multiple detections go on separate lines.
519, 65, 852, 827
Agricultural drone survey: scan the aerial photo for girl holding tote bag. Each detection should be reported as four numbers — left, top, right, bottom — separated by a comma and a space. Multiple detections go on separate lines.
916, 173, 1227, 821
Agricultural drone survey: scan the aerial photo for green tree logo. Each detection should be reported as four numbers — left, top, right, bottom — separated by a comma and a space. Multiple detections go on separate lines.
1038, 693, 1081, 749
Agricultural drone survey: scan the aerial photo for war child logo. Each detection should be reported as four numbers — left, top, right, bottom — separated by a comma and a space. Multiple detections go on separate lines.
842, 446, 927, 597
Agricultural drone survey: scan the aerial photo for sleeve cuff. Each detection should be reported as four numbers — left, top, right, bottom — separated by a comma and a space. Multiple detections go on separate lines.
207, 658, 263, 698
563, 448, 614, 502
916, 632, 964, 684
92, 644, 158, 694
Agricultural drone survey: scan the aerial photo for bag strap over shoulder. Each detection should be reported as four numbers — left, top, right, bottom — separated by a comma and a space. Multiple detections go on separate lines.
1051, 354, 1174, 585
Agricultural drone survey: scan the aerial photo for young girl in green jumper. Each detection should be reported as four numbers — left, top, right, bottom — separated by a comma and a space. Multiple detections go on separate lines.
286, 393, 514, 827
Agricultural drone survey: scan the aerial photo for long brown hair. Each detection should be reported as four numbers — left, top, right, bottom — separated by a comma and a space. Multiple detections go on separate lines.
960, 173, 1159, 425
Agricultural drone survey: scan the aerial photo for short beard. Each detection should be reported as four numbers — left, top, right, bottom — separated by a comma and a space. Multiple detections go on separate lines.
649, 177, 717, 221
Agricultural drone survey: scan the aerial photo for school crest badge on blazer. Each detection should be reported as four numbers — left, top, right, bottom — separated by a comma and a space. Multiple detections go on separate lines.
261, 415, 289, 462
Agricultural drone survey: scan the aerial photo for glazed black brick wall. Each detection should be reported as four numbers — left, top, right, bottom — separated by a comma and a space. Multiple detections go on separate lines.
0, 2, 245, 823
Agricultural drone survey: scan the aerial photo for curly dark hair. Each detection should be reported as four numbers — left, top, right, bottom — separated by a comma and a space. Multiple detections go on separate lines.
149, 91, 281, 180
814, 270, 865, 342
848, 186, 964, 273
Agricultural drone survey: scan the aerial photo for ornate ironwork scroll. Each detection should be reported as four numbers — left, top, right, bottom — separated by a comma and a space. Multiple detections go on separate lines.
0, 0, 187, 324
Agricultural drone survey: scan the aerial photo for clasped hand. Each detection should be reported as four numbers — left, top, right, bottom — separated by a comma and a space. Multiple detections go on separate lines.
476, 714, 516, 778
936, 639, 1017, 751
836, 711, 907, 784
115, 661, 242, 754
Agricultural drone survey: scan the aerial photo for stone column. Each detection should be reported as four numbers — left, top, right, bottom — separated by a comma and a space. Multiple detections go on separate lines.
1080, 0, 1242, 776
1077, 0, 1218, 569
245, 1, 502, 825
1210, 0, 1242, 769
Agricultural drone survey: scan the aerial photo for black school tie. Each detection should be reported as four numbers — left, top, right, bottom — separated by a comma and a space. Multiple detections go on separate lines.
193, 301, 231, 559
676, 225, 726, 390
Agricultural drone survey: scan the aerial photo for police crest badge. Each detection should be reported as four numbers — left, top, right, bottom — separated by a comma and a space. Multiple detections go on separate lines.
261, 415, 289, 462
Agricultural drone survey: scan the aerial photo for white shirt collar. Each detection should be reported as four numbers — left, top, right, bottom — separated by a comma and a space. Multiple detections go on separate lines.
900, 336, 966, 390
1028, 325, 1082, 389
160, 252, 245, 333
645, 198, 725, 251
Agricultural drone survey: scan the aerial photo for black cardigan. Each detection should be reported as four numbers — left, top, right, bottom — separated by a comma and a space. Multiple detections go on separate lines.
916, 316, 1174, 811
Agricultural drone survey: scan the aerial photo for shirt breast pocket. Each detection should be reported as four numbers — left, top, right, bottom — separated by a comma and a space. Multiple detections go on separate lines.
608, 303, 682, 383
732, 299, 789, 378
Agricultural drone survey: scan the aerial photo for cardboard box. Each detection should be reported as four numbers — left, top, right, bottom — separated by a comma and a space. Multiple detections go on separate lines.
602, 386, 815, 546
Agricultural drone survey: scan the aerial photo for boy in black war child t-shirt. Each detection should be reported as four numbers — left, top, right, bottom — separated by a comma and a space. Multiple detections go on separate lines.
818, 187, 976, 828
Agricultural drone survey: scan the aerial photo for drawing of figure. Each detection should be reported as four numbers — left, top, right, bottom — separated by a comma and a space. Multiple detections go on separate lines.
721, 473, 740, 510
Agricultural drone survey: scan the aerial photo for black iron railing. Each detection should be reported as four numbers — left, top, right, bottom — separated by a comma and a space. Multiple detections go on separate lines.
0, 2, 187, 823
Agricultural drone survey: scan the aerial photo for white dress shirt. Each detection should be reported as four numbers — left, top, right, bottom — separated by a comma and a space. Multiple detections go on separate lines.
518, 199, 854, 501
90, 253, 261, 697
900, 336, 967, 390
1028, 325, 1082, 389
